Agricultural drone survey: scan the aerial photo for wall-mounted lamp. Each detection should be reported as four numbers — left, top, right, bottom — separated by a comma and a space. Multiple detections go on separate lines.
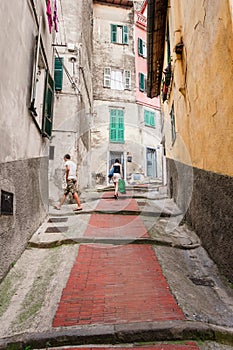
127, 152, 132, 162
69, 57, 77, 63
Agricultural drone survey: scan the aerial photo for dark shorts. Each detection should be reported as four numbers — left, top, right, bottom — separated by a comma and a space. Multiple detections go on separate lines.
64, 179, 77, 195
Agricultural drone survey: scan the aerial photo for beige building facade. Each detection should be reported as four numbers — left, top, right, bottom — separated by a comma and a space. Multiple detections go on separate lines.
147, 0, 233, 282
0, 0, 55, 280
92, 0, 163, 187
48, 0, 93, 203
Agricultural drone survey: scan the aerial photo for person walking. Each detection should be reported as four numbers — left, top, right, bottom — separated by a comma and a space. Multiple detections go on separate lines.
55, 154, 82, 211
110, 158, 123, 199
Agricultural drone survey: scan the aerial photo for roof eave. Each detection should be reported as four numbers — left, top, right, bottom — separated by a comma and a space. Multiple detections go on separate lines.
147, 0, 168, 98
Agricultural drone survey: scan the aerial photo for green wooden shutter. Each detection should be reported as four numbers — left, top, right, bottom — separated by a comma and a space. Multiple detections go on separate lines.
150, 112, 155, 127
117, 110, 124, 142
144, 110, 155, 127
110, 109, 117, 141
42, 70, 54, 138
123, 26, 128, 44
111, 24, 117, 43
110, 109, 124, 143
54, 57, 63, 91
139, 73, 145, 91
138, 38, 143, 56
144, 110, 150, 125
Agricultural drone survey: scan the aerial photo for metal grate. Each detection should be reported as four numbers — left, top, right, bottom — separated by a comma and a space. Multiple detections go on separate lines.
45, 226, 68, 233
1, 190, 14, 215
48, 218, 68, 223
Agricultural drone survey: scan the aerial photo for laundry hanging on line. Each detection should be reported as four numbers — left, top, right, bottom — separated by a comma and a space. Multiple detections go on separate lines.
46, 0, 59, 33
53, 0, 58, 32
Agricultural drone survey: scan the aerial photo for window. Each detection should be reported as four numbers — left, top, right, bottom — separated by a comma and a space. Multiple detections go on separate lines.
111, 24, 128, 44
139, 73, 146, 92
144, 110, 155, 127
54, 57, 64, 91
104, 68, 131, 90
138, 38, 147, 58
42, 70, 54, 138
109, 109, 124, 143
170, 104, 176, 144
29, 28, 54, 139
147, 148, 157, 177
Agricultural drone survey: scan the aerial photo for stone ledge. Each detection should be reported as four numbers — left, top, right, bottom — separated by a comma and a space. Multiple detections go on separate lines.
0, 320, 232, 350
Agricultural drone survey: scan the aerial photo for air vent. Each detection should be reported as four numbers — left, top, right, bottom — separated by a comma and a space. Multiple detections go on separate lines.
1, 190, 14, 215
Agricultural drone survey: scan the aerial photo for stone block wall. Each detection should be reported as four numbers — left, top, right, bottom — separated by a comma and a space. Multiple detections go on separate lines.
0, 157, 48, 281
167, 158, 233, 283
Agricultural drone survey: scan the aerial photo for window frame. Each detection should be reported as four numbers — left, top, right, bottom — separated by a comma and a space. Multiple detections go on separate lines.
139, 72, 147, 92
138, 38, 147, 58
104, 68, 131, 90
111, 24, 129, 45
144, 110, 155, 127
42, 70, 54, 139
170, 104, 176, 145
29, 28, 54, 139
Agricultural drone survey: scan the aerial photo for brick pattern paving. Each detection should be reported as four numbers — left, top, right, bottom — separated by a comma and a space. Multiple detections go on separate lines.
58, 344, 200, 350
53, 244, 184, 327
85, 195, 148, 238
84, 213, 149, 238
52, 193, 185, 328
97, 192, 139, 212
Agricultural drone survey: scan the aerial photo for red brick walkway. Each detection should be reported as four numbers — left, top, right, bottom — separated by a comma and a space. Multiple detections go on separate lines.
53, 194, 185, 328
85, 193, 148, 239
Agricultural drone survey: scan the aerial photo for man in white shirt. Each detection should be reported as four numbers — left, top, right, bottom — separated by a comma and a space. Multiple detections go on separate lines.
55, 154, 82, 211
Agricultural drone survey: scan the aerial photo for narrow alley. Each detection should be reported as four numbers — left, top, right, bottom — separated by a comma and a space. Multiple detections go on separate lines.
0, 0, 233, 349
0, 187, 233, 349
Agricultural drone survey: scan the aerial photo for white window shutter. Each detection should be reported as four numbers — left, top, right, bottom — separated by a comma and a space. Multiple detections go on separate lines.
124, 70, 131, 90
104, 67, 111, 87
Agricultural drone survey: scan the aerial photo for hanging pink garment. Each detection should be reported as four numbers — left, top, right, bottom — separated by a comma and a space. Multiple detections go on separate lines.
53, 0, 59, 32
46, 0, 53, 33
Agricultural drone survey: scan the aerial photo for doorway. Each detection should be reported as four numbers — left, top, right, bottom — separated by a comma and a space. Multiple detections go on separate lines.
146, 147, 157, 177
109, 151, 124, 177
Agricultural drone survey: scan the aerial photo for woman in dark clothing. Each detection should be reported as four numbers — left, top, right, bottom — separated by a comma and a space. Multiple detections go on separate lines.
110, 159, 123, 199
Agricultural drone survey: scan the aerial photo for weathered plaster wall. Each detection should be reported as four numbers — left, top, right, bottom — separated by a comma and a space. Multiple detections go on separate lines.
163, 0, 233, 282
165, 0, 233, 177
93, 4, 135, 103
0, 0, 51, 163
49, 0, 93, 201
135, 9, 160, 109
0, 0, 53, 280
92, 2, 163, 186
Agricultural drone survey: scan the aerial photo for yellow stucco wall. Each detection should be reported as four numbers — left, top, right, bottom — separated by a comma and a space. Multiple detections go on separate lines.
163, 0, 233, 176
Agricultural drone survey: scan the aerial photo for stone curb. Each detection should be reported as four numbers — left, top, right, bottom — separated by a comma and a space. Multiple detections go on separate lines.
28, 237, 200, 250
0, 321, 232, 349
49, 209, 183, 218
